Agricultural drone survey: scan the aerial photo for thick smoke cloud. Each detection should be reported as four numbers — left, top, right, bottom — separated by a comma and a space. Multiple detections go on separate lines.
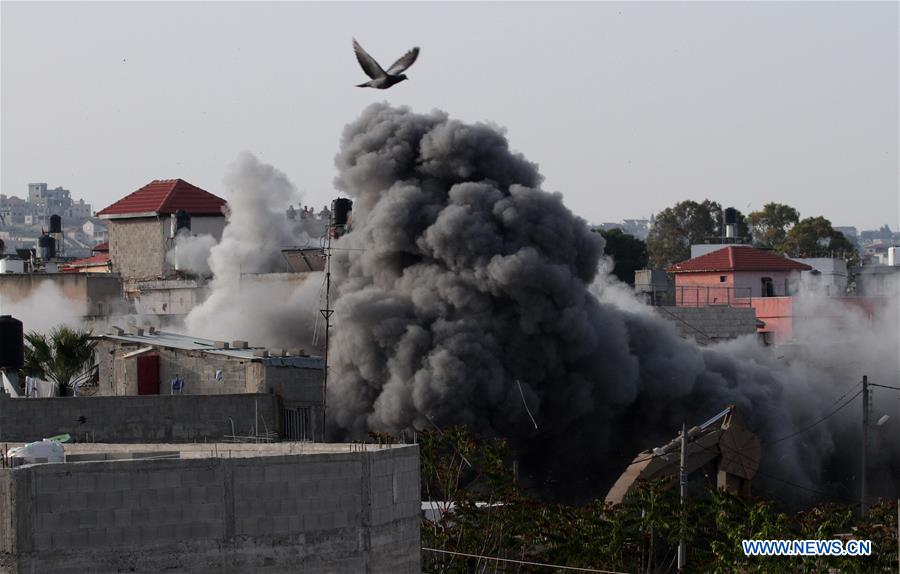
328, 103, 898, 501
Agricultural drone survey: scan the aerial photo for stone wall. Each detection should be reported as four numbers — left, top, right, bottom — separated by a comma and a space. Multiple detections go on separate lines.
655, 306, 758, 344
0, 444, 420, 573
0, 393, 277, 443
109, 218, 168, 281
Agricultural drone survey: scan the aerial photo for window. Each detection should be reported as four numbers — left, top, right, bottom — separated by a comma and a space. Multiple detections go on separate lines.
761, 277, 775, 297
719, 276, 727, 283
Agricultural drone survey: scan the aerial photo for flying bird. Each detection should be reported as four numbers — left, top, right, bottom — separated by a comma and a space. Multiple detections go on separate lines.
352, 38, 420, 89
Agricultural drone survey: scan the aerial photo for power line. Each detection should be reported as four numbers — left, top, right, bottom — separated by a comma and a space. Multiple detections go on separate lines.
869, 382, 900, 391
696, 437, 860, 504
766, 388, 862, 446
422, 547, 631, 574
627, 388, 858, 467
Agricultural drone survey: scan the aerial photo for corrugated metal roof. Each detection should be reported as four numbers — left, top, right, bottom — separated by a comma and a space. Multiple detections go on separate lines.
667, 246, 813, 274
101, 331, 323, 368
96, 179, 227, 217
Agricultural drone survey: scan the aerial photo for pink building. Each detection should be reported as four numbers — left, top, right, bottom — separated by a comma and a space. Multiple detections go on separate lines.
667, 246, 812, 343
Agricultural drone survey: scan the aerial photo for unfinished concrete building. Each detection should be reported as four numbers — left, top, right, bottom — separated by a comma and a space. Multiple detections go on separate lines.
0, 442, 420, 573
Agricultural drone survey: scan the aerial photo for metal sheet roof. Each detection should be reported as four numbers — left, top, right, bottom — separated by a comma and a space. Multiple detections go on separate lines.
101, 330, 323, 368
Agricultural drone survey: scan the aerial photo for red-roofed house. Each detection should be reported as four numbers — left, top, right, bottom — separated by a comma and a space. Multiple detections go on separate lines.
58, 242, 113, 274
668, 246, 813, 343
97, 179, 226, 282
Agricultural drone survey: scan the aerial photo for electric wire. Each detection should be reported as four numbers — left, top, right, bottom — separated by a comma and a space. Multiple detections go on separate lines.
766, 388, 862, 446
869, 382, 900, 391
422, 548, 631, 573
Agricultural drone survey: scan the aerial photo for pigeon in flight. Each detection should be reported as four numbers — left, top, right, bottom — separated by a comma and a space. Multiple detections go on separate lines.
353, 39, 420, 89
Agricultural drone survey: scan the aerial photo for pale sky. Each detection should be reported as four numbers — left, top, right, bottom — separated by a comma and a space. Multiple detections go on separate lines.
2, 1, 898, 231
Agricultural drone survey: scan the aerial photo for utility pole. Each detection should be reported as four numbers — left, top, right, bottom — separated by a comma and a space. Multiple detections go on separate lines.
319, 226, 334, 443
861, 375, 869, 516
678, 422, 687, 572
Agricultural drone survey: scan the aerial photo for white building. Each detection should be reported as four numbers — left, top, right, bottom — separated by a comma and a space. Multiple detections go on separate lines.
792, 258, 849, 297
82, 218, 109, 244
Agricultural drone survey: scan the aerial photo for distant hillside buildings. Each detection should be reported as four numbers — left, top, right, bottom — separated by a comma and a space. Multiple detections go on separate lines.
1, 183, 104, 257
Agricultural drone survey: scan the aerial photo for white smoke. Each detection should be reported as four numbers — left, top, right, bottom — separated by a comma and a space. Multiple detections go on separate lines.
182, 152, 325, 348
0, 281, 83, 334
165, 233, 217, 275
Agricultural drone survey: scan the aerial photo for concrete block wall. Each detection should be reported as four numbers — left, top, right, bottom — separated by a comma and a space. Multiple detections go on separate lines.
109, 218, 167, 281
252, 363, 323, 405
97, 341, 324, 406
657, 306, 758, 344
0, 393, 277, 443
158, 348, 250, 395
0, 445, 420, 573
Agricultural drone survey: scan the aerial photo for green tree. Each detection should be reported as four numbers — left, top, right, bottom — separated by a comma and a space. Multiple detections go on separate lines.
22, 326, 99, 396
646, 200, 749, 268
747, 202, 800, 249
597, 228, 648, 285
417, 426, 899, 573
780, 216, 858, 261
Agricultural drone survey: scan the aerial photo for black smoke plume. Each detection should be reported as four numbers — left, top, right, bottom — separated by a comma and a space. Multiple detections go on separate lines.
327, 103, 898, 501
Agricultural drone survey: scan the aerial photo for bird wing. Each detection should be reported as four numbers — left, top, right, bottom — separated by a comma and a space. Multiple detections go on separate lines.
353, 39, 386, 79
385, 46, 420, 75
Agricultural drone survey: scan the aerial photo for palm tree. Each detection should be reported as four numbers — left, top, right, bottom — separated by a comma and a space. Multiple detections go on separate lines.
22, 326, 99, 396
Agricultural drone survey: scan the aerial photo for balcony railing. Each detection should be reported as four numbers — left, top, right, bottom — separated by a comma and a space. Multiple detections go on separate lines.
674, 285, 752, 308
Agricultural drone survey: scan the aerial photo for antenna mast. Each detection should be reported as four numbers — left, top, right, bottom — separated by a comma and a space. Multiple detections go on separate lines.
319, 198, 352, 443
320, 222, 334, 443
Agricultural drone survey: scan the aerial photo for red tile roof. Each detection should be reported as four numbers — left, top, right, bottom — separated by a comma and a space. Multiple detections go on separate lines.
60, 253, 111, 271
96, 179, 226, 218
667, 246, 813, 273
92, 241, 109, 253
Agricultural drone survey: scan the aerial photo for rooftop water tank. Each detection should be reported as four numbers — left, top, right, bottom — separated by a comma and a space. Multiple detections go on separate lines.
332, 198, 353, 227
724, 207, 737, 225
0, 315, 24, 370
49, 214, 62, 234
38, 235, 55, 260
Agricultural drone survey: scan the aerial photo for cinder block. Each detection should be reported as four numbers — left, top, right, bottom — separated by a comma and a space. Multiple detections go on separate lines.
131, 507, 150, 524
50, 531, 71, 549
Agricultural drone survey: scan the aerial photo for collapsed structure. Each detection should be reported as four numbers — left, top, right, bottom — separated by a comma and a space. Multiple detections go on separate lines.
605, 406, 761, 504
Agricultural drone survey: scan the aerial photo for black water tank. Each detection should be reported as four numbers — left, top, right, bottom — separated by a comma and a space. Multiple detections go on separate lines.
49, 214, 62, 234
332, 198, 353, 226
724, 207, 737, 225
38, 235, 56, 260
174, 209, 191, 233
0, 316, 24, 370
